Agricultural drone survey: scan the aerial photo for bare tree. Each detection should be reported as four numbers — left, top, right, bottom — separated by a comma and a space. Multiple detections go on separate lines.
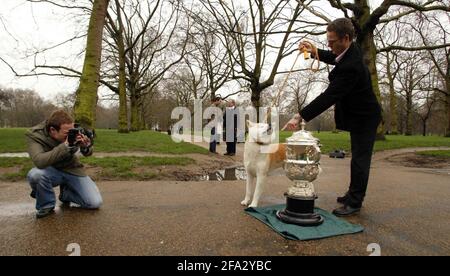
0, 1, 91, 91
184, 9, 235, 101
377, 9, 450, 136
301, 0, 450, 139
0, 88, 56, 127
408, 12, 450, 137
199, 0, 311, 119
101, 0, 188, 131
417, 88, 439, 136
394, 50, 429, 135
377, 19, 404, 134
72, 0, 110, 129
103, 0, 129, 133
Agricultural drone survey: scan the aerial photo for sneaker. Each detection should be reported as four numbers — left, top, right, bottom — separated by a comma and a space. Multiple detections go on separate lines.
36, 208, 55, 219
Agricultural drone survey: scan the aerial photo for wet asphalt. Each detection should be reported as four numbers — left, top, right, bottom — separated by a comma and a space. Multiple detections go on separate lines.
0, 147, 449, 256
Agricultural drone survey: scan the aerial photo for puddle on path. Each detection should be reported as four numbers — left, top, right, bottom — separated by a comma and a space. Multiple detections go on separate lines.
194, 166, 247, 181
0, 153, 29, 158
192, 166, 285, 181
0, 202, 35, 217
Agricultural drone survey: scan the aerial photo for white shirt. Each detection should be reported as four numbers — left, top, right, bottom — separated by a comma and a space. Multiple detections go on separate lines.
335, 46, 350, 63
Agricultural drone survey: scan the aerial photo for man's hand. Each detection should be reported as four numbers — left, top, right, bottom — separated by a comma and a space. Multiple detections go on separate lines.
76, 134, 91, 148
282, 114, 302, 131
299, 41, 317, 54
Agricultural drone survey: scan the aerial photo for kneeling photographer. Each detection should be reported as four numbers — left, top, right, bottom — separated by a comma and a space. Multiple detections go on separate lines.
25, 110, 102, 219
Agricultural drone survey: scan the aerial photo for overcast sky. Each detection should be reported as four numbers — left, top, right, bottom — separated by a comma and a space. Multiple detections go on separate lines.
0, 0, 384, 104
0, 0, 90, 101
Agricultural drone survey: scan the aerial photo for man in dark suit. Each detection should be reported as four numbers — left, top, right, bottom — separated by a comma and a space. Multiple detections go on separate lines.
223, 99, 238, 156
285, 18, 382, 217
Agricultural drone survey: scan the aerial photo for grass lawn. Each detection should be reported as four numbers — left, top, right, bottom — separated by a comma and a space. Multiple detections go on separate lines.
1, 128, 448, 155
0, 129, 27, 153
1, 128, 448, 181
0, 156, 195, 182
416, 150, 450, 158
0, 128, 208, 154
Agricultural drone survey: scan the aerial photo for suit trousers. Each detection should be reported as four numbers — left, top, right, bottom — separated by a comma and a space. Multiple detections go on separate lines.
346, 126, 378, 208
226, 141, 236, 154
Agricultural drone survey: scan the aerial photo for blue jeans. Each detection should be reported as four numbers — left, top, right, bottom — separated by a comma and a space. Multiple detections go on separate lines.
27, 167, 103, 211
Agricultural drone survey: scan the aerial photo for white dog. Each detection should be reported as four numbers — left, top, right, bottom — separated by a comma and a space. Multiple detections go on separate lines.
242, 121, 286, 208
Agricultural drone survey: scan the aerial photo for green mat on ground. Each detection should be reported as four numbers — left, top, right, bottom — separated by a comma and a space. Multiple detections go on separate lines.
245, 204, 364, 241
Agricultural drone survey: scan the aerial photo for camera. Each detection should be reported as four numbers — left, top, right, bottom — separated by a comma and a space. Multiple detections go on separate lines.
67, 124, 94, 147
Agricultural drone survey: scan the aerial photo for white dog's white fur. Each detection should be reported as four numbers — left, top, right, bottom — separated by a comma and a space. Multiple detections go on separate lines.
242, 121, 286, 208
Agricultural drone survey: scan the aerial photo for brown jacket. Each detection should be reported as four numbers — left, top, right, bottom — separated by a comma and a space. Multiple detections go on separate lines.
25, 121, 93, 177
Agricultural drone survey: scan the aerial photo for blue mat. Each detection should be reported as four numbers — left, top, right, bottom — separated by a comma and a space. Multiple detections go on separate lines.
245, 204, 364, 241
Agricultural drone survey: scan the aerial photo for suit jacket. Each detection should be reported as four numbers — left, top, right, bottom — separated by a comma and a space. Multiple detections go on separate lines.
300, 43, 381, 132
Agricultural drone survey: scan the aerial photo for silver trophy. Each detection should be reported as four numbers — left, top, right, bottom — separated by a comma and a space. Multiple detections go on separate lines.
276, 120, 324, 226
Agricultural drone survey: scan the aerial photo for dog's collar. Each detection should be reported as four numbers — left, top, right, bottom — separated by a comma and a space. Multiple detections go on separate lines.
256, 141, 269, 146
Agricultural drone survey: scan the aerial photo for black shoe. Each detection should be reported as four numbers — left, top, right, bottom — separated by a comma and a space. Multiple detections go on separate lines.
36, 208, 55, 219
332, 205, 361, 217
224, 152, 230, 156
229, 153, 236, 156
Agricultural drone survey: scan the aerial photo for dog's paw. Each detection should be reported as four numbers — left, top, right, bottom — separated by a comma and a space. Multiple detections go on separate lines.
241, 199, 251, 206
248, 203, 258, 208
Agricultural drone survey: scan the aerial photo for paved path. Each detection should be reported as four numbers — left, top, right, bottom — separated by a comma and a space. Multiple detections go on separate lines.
1, 146, 449, 256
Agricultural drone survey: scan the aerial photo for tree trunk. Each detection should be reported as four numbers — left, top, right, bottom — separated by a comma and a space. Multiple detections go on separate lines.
422, 120, 427, 137
405, 94, 413, 136
130, 89, 139, 132
446, 94, 450, 137
116, 0, 128, 133
358, 33, 385, 140
117, 34, 129, 133
446, 80, 450, 137
138, 103, 145, 130
389, 87, 398, 134
251, 85, 262, 122
139, 107, 148, 130
386, 53, 398, 135
73, 0, 110, 129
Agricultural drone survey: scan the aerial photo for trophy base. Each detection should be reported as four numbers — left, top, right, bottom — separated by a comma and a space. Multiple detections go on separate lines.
276, 195, 324, 227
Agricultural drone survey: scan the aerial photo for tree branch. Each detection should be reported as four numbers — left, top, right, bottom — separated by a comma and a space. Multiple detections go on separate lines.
378, 43, 450, 53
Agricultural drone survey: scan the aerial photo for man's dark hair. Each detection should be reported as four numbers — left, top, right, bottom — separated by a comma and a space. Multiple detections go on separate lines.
46, 110, 74, 132
327, 18, 355, 41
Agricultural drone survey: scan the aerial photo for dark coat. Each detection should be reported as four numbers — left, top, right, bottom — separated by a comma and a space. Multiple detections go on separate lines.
223, 106, 238, 141
300, 43, 381, 132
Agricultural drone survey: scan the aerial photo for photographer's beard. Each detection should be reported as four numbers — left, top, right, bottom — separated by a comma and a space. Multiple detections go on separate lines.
49, 123, 74, 143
